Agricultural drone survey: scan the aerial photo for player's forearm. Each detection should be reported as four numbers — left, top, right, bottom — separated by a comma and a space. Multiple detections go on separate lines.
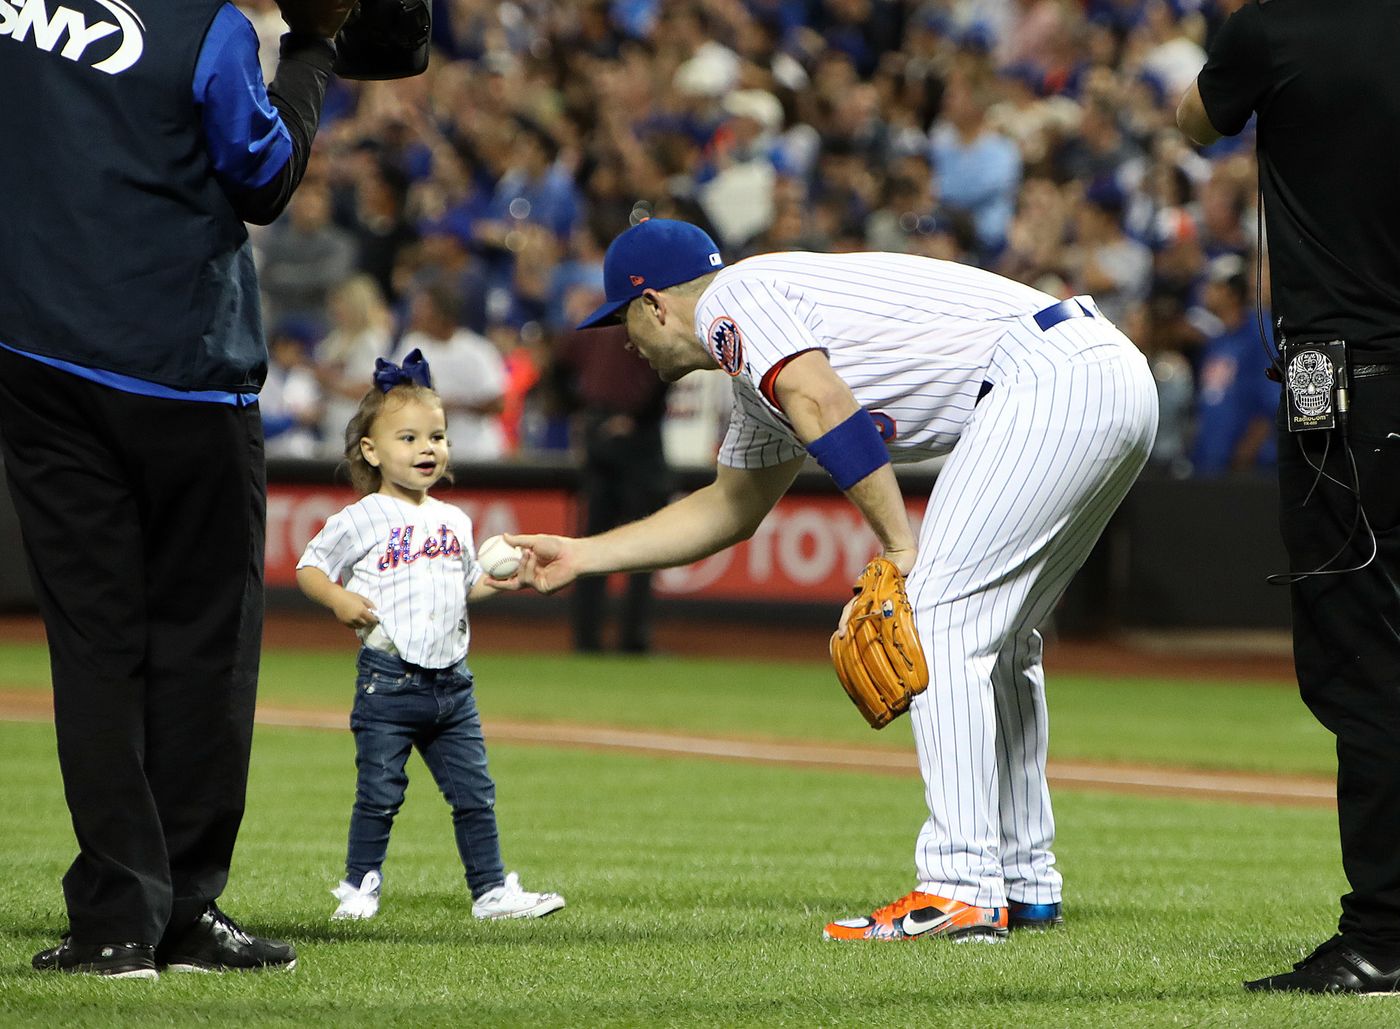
774, 351, 916, 566
843, 465, 918, 570
576, 484, 755, 574
576, 460, 801, 575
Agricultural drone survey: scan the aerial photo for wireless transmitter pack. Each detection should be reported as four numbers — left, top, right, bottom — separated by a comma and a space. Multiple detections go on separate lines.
1282, 339, 1348, 433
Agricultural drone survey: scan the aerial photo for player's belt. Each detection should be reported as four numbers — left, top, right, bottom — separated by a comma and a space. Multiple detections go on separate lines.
1032, 298, 1095, 332
1351, 363, 1400, 379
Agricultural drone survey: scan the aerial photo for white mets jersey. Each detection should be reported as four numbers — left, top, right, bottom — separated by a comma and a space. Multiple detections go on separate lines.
297, 493, 483, 669
693, 252, 1060, 468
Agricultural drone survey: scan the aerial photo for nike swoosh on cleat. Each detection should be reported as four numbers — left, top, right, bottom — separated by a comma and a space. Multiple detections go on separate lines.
899, 910, 952, 936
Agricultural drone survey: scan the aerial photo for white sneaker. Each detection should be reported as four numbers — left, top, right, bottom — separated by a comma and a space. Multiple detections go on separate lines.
331, 870, 382, 920
471, 872, 566, 920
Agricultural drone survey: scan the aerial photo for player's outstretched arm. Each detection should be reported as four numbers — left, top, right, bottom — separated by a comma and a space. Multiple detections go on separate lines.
508, 458, 804, 594
772, 351, 917, 573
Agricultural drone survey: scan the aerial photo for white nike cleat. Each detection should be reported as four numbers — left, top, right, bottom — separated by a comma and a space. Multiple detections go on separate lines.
471, 872, 566, 920
331, 870, 382, 921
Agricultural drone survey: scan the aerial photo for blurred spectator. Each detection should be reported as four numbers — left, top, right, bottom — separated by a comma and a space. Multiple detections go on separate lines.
316, 275, 396, 456
395, 222, 491, 334
1056, 95, 1142, 185
997, 0, 1074, 72
476, 118, 581, 245
1123, 301, 1194, 476
1198, 162, 1254, 258
810, 137, 881, 245
552, 312, 671, 654
491, 320, 545, 454
986, 64, 1081, 172
817, 0, 901, 78
394, 284, 507, 460
1138, 0, 1207, 99
697, 89, 784, 247
262, 319, 324, 460
228, 0, 1282, 477
904, 209, 979, 264
661, 367, 732, 468
502, 224, 563, 331
346, 159, 418, 306
1065, 178, 1152, 327
997, 175, 1072, 285
1124, 132, 1208, 249
864, 153, 940, 252
1190, 254, 1278, 476
929, 69, 1021, 256
257, 179, 356, 329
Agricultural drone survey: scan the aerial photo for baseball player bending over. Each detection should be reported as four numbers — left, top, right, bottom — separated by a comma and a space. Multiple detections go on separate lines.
511, 219, 1159, 942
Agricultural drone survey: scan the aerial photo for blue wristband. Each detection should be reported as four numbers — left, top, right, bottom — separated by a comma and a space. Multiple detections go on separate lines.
806, 410, 891, 490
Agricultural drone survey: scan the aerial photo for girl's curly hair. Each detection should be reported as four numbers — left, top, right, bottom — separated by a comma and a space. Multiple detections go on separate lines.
343, 383, 450, 495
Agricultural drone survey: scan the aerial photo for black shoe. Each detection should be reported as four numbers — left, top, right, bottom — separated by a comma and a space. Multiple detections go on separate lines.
1245, 936, 1400, 995
32, 936, 157, 979
158, 904, 296, 973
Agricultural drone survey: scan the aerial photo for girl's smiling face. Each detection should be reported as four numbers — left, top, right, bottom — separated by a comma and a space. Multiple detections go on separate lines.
359, 396, 449, 503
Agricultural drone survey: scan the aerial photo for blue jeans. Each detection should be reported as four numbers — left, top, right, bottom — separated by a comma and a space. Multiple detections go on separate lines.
346, 648, 503, 898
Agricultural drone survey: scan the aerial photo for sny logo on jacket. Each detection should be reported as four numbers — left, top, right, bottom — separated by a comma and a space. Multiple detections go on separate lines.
0, 0, 145, 75
378, 525, 463, 571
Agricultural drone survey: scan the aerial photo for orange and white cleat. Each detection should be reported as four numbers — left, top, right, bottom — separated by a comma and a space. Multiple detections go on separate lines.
822, 890, 1008, 943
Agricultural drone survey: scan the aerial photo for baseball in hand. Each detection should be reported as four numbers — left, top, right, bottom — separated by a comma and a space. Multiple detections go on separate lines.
477, 534, 524, 579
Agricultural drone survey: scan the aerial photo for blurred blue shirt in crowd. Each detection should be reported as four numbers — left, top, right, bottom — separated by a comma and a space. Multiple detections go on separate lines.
1192, 320, 1279, 475
929, 124, 1021, 254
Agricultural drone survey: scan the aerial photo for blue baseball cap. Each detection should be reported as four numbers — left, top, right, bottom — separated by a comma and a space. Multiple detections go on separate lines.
577, 219, 724, 329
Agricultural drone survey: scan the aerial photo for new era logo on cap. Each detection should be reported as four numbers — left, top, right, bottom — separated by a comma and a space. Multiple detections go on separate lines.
577, 219, 724, 329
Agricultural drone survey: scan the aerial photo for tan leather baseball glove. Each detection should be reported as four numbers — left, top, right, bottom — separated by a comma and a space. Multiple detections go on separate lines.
829, 557, 929, 729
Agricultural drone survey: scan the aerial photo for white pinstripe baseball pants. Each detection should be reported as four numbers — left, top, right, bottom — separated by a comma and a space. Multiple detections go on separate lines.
904, 306, 1159, 907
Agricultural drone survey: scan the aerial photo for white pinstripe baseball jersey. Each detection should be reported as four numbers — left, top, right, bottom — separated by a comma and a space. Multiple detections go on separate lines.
689, 250, 1160, 913
297, 493, 483, 669
694, 252, 1062, 468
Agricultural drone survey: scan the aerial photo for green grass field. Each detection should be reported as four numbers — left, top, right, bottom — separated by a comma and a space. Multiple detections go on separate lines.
0, 641, 1370, 1027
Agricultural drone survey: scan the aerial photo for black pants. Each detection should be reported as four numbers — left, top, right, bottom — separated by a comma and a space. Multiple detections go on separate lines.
1278, 373, 1400, 961
0, 349, 266, 946
572, 416, 669, 653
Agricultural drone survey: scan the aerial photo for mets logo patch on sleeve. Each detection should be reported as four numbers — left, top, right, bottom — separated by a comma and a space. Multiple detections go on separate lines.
707, 316, 745, 376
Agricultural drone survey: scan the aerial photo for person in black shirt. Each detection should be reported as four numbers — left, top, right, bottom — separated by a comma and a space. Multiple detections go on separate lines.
1180, 0, 1400, 996
0, 0, 353, 979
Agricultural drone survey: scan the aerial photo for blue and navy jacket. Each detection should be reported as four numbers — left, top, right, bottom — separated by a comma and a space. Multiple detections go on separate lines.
0, 1, 329, 397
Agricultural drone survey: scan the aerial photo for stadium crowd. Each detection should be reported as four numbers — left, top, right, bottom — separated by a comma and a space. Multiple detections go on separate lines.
237, 0, 1276, 477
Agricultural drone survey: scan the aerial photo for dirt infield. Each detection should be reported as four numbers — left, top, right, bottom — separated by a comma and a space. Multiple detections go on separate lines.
0, 612, 1315, 806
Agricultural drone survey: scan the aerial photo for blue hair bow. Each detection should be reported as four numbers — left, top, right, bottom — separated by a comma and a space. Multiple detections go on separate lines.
373, 349, 433, 392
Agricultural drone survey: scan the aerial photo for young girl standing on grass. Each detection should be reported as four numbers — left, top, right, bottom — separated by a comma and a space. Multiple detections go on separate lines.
296, 351, 564, 922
